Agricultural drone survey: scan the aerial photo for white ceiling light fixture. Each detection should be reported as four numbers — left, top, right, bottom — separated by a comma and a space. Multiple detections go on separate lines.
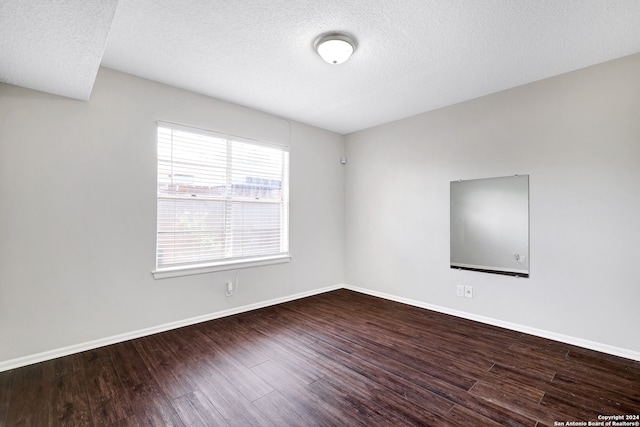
314, 33, 357, 65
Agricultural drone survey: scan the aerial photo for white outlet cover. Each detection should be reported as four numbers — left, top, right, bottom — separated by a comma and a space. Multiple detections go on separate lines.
225, 281, 234, 296
456, 285, 465, 297
464, 286, 473, 298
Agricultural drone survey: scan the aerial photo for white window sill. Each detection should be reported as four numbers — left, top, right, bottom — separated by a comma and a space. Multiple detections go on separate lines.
152, 255, 291, 279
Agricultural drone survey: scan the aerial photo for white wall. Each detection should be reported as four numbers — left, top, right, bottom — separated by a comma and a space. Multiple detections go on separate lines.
0, 67, 345, 364
345, 54, 640, 356
2, 54, 639, 366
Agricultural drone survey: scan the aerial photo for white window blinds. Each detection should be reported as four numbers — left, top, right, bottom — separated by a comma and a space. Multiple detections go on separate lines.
156, 122, 289, 272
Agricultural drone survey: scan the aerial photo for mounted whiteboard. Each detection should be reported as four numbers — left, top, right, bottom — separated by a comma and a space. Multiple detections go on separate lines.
450, 175, 529, 277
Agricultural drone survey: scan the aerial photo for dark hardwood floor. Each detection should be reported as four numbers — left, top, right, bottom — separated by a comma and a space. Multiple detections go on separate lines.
1, 289, 639, 426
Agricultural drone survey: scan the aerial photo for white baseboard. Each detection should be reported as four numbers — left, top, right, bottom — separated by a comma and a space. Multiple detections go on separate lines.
2, 282, 638, 372
0, 284, 343, 373
343, 284, 640, 362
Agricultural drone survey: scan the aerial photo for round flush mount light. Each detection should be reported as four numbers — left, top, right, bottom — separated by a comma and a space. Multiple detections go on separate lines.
314, 33, 357, 64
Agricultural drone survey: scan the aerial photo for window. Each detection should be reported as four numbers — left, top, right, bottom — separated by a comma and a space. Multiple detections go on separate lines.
153, 121, 290, 278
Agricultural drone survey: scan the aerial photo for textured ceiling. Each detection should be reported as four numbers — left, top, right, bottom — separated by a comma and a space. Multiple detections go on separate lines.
0, 0, 118, 100
3, 1, 640, 134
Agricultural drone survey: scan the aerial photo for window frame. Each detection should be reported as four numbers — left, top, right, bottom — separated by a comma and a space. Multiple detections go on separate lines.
152, 121, 291, 279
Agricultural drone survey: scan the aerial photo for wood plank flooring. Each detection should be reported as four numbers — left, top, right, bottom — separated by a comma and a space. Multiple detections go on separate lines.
1, 289, 638, 426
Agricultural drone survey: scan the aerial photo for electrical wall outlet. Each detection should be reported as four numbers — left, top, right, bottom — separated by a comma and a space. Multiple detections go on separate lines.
456, 285, 465, 297
225, 281, 234, 297
464, 285, 473, 299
